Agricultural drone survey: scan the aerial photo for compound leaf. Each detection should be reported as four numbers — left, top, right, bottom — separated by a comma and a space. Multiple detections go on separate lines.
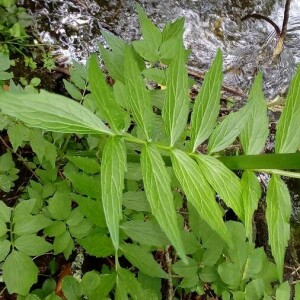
101, 136, 126, 251
2, 250, 38, 296
241, 171, 261, 240
162, 46, 189, 146
190, 49, 223, 152
266, 175, 292, 281
275, 65, 300, 153
240, 73, 269, 154
124, 46, 153, 140
207, 103, 250, 154
171, 150, 231, 245
121, 244, 169, 278
0, 91, 112, 135
196, 154, 244, 221
89, 54, 126, 131
141, 144, 186, 262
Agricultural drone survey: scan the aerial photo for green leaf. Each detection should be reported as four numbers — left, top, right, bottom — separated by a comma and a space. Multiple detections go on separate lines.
207, 103, 250, 154
0, 90, 112, 135
162, 17, 185, 42
241, 171, 261, 239
240, 73, 269, 154
99, 45, 124, 82
78, 234, 114, 257
275, 281, 290, 300
275, 65, 300, 153
101, 30, 126, 57
141, 144, 186, 261
14, 234, 52, 256
62, 276, 82, 300
245, 278, 264, 300
47, 192, 71, 220
190, 49, 223, 152
0, 239, 11, 262
66, 155, 100, 174
121, 244, 169, 278
2, 250, 38, 296
196, 154, 244, 221
63, 79, 82, 101
122, 191, 151, 212
7, 123, 30, 151
172, 257, 198, 278
53, 231, 73, 256
132, 5, 162, 62
124, 46, 153, 140
266, 175, 292, 281
81, 271, 116, 299
117, 268, 158, 300
0, 200, 11, 222
0, 53, 11, 71
101, 137, 126, 251
218, 261, 242, 289
243, 248, 264, 279
0, 151, 14, 172
162, 46, 189, 146
142, 68, 166, 85
0, 71, 13, 80
44, 220, 66, 237
64, 171, 101, 198
294, 282, 300, 300
74, 195, 106, 227
171, 150, 231, 244
14, 214, 52, 236
120, 220, 169, 248
88, 54, 126, 131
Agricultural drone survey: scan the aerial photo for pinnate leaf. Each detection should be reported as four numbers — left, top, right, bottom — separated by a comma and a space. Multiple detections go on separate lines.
275, 65, 300, 153
162, 46, 189, 146
121, 244, 169, 278
240, 73, 269, 154
2, 250, 38, 296
124, 46, 153, 140
89, 54, 126, 131
101, 136, 126, 251
266, 175, 292, 280
0, 90, 112, 135
141, 144, 186, 261
196, 154, 244, 221
14, 234, 52, 256
241, 170, 261, 239
171, 150, 231, 244
207, 103, 250, 154
190, 49, 223, 152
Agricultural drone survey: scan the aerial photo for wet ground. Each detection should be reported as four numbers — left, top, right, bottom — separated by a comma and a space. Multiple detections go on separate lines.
20, 0, 300, 99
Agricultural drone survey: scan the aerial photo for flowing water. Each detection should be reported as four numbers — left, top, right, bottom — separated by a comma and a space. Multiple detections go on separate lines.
21, 0, 300, 99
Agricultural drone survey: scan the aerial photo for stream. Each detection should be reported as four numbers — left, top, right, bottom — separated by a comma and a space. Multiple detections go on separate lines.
21, 0, 300, 99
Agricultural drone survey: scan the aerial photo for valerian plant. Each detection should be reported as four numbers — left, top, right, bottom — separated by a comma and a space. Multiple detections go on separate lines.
0, 5, 300, 299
